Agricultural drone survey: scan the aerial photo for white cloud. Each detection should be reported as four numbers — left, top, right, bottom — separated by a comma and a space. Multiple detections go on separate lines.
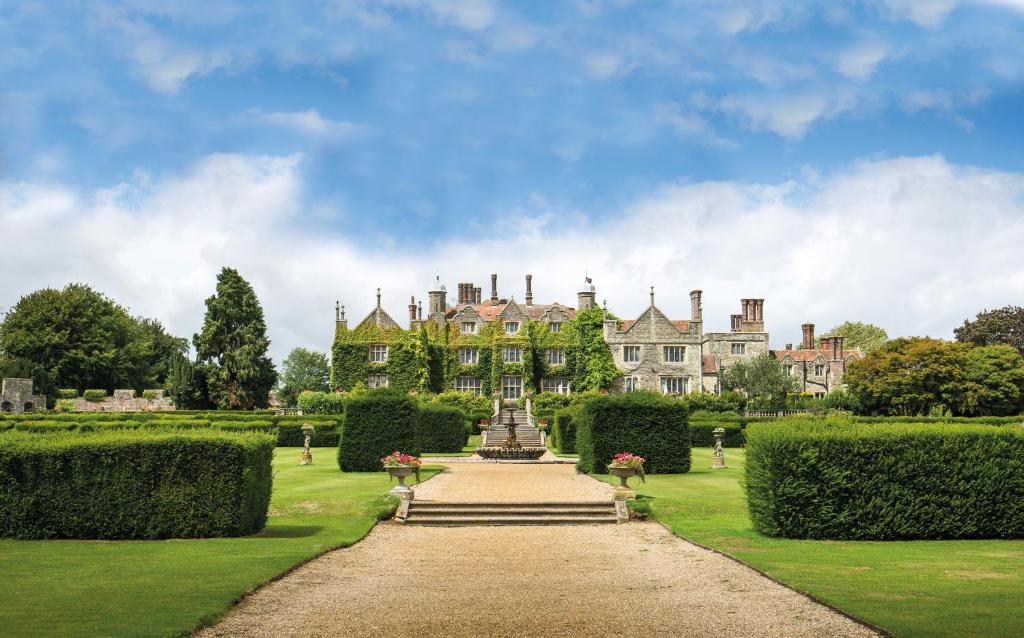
655, 103, 738, 149
2, 153, 1023, 364
835, 41, 891, 80
716, 91, 858, 139
877, 0, 1024, 26
247, 109, 363, 141
387, 0, 497, 31
584, 52, 631, 79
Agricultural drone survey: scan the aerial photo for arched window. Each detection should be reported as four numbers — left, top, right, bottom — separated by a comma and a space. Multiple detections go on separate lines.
23, 402, 34, 412
0, 401, 12, 413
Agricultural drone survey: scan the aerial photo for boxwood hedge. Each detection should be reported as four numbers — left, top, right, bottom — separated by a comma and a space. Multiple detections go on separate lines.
553, 407, 579, 454
338, 390, 418, 471
575, 392, 690, 474
416, 404, 468, 453
0, 430, 274, 539
746, 420, 1024, 540
689, 423, 744, 447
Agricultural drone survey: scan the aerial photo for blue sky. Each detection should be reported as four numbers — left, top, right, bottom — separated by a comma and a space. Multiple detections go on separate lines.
2, 0, 1024, 361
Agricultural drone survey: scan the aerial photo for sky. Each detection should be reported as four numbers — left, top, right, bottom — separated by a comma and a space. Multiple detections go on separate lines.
1, 0, 1024, 364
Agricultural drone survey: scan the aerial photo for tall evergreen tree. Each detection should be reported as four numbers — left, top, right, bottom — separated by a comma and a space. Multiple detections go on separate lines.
193, 268, 277, 409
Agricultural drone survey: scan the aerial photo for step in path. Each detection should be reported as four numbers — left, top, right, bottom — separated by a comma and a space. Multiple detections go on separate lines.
199, 462, 880, 638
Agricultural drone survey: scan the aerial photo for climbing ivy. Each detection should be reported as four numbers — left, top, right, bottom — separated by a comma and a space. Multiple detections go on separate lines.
564, 306, 618, 392
331, 323, 431, 392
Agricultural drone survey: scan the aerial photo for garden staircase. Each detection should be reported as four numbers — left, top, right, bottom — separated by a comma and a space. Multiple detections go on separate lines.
481, 407, 543, 447
398, 501, 619, 526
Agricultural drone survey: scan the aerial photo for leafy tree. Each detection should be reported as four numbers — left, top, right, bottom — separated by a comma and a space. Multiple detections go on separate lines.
0, 283, 186, 400
844, 338, 968, 416
278, 347, 331, 406
819, 321, 888, 353
954, 305, 1024, 354
164, 351, 213, 409
954, 345, 1024, 416
193, 268, 277, 409
564, 307, 618, 392
721, 353, 799, 411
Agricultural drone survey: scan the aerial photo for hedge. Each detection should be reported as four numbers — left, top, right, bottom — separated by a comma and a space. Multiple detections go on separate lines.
416, 404, 468, 453
338, 390, 418, 471
83, 389, 108, 402
297, 391, 347, 415
277, 421, 341, 447
0, 430, 274, 539
575, 392, 690, 474
553, 407, 579, 454
689, 423, 744, 447
745, 421, 1024, 540
57, 389, 79, 399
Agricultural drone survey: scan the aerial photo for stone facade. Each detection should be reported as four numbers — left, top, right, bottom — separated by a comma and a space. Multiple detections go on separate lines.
72, 389, 176, 412
0, 378, 46, 413
771, 323, 862, 397
334, 273, 855, 397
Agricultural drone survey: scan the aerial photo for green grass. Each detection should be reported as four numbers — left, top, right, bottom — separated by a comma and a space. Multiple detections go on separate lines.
600, 448, 1024, 638
0, 448, 442, 638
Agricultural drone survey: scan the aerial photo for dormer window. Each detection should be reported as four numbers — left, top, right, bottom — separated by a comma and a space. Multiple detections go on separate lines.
504, 321, 520, 335
815, 364, 825, 375
461, 321, 476, 334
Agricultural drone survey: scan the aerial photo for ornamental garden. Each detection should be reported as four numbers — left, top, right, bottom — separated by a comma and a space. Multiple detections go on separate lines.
0, 269, 1022, 637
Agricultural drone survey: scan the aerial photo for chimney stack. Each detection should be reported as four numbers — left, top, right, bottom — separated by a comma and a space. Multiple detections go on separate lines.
474, 287, 481, 304
490, 273, 498, 303
408, 296, 416, 323
690, 289, 703, 321
785, 343, 793, 351
525, 274, 533, 306
834, 336, 844, 360
801, 323, 815, 350
730, 314, 742, 332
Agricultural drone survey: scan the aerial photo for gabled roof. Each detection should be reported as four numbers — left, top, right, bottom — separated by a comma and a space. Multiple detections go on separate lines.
616, 305, 690, 335
445, 300, 576, 322
356, 306, 400, 331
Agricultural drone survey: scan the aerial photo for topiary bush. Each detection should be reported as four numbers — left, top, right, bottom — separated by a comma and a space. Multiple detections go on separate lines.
553, 406, 580, 453
141, 389, 162, 400
416, 403, 467, 453
338, 389, 418, 471
57, 389, 79, 399
745, 420, 1024, 540
297, 390, 347, 415
0, 430, 274, 539
83, 389, 108, 402
575, 391, 690, 474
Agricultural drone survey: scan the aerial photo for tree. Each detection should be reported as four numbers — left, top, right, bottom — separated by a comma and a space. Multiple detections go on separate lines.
954, 345, 1024, 416
164, 351, 213, 409
278, 348, 331, 406
193, 268, 277, 410
0, 283, 186, 400
819, 321, 888, 353
721, 353, 799, 411
844, 338, 968, 416
564, 307, 618, 392
954, 305, 1024, 354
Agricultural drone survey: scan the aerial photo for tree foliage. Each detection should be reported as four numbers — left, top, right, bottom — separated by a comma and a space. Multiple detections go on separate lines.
721, 352, 799, 411
819, 321, 888, 353
954, 305, 1024, 355
193, 268, 277, 410
278, 348, 331, 406
564, 307, 617, 392
0, 283, 186, 401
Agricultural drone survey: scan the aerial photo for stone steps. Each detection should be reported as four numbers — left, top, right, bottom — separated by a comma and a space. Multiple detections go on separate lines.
400, 501, 620, 526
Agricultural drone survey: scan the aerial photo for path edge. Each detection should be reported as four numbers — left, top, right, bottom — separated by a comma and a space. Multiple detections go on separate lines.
651, 519, 892, 638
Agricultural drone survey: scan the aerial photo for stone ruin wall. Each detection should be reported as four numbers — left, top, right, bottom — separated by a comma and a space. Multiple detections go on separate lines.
72, 389, 176, 412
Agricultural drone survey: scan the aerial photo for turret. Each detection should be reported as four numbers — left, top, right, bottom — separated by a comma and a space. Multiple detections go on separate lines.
577, 276, 596, 310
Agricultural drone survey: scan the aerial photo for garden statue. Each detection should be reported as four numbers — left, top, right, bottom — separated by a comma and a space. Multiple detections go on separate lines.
712, 427, 727, 469
505, 410, 519, 448
300, 422, 315, 465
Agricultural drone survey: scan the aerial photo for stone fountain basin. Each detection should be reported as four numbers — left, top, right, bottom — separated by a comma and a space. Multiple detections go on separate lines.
475, 447, 547, 460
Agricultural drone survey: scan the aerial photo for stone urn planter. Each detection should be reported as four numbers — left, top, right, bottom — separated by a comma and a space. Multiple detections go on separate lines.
381, 452, 420, 500
607, 452, 646, 500
385, 466, 414, 498
536, 419, 549, 432
479, 419, 490, 432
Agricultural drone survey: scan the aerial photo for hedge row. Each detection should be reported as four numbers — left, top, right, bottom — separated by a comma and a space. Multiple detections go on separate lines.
745, 421, 1024, 540
575, 392, 690, 474
417, 404, 469, 454
0, 430, 274, 539
689, 424, 744, 447
552, 407, 579, 454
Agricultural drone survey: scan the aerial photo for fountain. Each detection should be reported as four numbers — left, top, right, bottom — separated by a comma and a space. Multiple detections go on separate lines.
475, 406, 547, 460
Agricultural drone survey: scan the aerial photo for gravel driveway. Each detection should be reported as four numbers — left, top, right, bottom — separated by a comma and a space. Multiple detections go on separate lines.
198, 464, 879, 638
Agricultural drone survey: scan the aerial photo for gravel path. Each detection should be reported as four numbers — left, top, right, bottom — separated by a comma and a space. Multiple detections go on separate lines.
199, 464, 879, 638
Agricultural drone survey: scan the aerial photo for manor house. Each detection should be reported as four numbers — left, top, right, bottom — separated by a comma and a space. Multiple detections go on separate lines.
333, 273, 860, 398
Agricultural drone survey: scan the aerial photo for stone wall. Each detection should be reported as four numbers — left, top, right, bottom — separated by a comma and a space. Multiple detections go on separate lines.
0, 378, 46, 413
72, 389, 176, 412
603, 307, 703, 394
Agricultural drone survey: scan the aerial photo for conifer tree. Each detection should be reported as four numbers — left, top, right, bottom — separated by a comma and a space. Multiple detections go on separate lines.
193, 268, 277, 409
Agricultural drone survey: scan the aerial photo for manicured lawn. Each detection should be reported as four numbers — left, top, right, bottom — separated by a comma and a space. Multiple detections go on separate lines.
0, 448, 441, 638
601, 448, 1024, 638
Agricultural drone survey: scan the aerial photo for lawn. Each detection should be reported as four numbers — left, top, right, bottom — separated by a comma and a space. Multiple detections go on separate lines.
601, 448, 1024, 638
0, 448, 441, 638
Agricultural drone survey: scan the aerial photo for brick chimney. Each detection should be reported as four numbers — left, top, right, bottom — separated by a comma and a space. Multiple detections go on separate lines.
730, 314, 741, 332
801, 323, 815, 350
525, 274, 533, 306
785, 343, 793, 350
408, 296, 416, 323
690, 289, 702, 322
490, 273, 498, 303
474, 287, 481, 304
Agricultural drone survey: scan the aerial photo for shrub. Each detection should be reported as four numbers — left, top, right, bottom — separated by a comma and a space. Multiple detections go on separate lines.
54, 399, 76, 413
297, 390, 347, 415
57, 389, 79, 399
141, 389, 162, 400
575, 392, 690, 474
416, 404, 467, 453
276, 420, 341, 447
0, 430, 274, 539
745, 421, 1024, 540
428, 390, 491, 415
338, 389, 418, 471
553, 407, 579, 453
682, 391, 745, 413
689, 423, 744, 447
466, 410, 492, 434
83, 389, 108, 402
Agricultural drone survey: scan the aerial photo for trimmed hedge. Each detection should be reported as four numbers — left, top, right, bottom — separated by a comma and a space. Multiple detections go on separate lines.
575, 392, 690, 474
0, 430, 274, 539
553, 407, 579, 454
689, 423, 744, 447
297, 391, 347, 415
338, 390, 418, 471
277, 421, 341, 447
57, 389, 79, 399
746, 421, 1024, 540
417, 404, 468, 453
83, 389, 108, 402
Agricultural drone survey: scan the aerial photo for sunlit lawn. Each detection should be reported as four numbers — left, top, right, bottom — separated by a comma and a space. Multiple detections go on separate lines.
600, 448, 1024, 638
0, 448, 441, 638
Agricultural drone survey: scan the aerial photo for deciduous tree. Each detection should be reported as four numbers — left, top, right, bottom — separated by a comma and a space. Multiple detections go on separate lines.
278, 348, 331, 406
819, 321, 888, 353
721, 353, 799, 411
954, 305, 1024, 354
